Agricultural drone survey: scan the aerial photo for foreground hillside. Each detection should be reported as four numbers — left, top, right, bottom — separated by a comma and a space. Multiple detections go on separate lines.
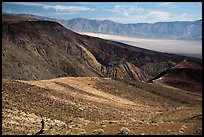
2, 77, 202, 135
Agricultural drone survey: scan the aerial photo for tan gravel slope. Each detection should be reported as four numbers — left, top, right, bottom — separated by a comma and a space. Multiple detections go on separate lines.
2, 77, 202, 135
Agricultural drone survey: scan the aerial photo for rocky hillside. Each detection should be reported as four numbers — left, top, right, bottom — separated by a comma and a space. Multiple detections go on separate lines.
2, 14, 189, 81
2, 77, 202, 135
149, 59, 202, 93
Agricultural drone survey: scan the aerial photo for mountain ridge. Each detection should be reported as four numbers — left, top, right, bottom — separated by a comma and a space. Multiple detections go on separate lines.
5, 13, 202, 41
3, 14, 192, 82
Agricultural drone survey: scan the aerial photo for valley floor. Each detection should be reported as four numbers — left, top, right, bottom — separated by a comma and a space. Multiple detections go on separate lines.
2, 77, 202, 135
79, 32, 202, 58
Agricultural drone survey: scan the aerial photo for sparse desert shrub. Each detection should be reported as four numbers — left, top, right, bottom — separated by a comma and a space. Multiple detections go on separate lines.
150, 119, 157, 124
80, 131, 86, 135
119, 127, 130, 135
79, 129, 86, 135
65, 130, 72, 135
93, 129, 104, 135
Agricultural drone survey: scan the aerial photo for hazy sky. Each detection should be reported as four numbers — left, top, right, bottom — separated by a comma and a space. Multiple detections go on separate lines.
2, 2, 202, 23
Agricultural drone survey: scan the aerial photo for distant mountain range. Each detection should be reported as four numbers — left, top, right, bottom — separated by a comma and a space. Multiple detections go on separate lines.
62, 18, 202, 41
5, 13, 202, 41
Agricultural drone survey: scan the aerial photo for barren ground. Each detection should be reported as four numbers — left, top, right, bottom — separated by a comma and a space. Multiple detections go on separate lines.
2, 77, 202, 135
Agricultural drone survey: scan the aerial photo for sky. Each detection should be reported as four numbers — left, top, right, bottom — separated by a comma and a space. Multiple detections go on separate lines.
2, 2, 202, 23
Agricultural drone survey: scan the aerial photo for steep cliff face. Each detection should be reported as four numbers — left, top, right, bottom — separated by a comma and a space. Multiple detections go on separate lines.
2, 15, 188, 81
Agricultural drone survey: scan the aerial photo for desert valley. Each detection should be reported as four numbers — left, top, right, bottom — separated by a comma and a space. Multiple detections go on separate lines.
2, 2, 202, 135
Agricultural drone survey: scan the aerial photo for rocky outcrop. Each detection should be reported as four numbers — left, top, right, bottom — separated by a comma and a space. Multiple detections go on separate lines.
100, 61, 144, 81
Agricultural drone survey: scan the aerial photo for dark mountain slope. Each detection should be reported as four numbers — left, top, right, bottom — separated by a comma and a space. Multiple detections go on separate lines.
3, 21, 103, 80
2, 15, 190, 81
150, 59, 202, 93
